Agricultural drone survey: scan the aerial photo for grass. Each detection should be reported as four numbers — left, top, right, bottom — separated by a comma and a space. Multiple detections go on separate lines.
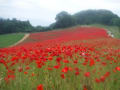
0, 33, 25, 48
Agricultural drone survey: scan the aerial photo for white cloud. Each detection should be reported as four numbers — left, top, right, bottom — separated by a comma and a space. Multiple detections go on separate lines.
0, 0, 120, 26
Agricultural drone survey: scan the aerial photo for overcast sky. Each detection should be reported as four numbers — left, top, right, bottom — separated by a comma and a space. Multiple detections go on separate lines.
0, 0, 120, 26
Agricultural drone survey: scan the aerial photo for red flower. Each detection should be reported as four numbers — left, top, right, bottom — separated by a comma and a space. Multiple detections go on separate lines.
24, 72, 28, 74
4, 75, 15, 83
18, 67, 23, 72
25, 66, 30, 70
115, 66, 120, 71
0, 59, 5, 64
95, 78, 100, 83
63, 60, 69, 63
37, 84, 43, 90
75, 71, 79, 76
104, 72, 110, 78
100, 76, 105, 82
84, 72, 90, 77
82, 62, 87, 66
54, 65, 60, 69
73, 60, 78, 64
32, 73, 35, 77
48, 56, 53, 61
62, 67, 69, 73
61, 74, 65, 79
47, 67, 53, 70
101, 62, 107, 66
89, 59, 95, 66
83, 86, 87, 90
56, 57, 62, 63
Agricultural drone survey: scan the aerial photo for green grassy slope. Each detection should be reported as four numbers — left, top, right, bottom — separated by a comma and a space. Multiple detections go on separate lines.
0, 33, 25, 48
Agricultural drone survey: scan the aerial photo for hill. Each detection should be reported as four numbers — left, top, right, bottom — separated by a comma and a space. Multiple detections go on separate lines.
0, 26, 120, 90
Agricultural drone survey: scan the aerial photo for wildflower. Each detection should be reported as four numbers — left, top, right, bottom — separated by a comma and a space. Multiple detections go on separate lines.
63, 60, 69, 63
62, 67, 69, 73
84, 72, 90, 77
54, 65, 60, 69
95, 78, 100, 83
73, 60, 78, 64
32, 73, 35, 77
18, 67, 23, 72
37, 84, 43, 90
100, 76, 105, 82
24, 72, 28, 74
83, 85, 87, 90
61, 74, 65, 79
75, 71, 79, 76
25, 66, 31, 70
115, 66, 120, 71
89, 59, 95, 66
48, 56, 53, 61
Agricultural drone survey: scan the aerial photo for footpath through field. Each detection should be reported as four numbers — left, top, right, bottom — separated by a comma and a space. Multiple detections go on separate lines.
9, 33, 30, 47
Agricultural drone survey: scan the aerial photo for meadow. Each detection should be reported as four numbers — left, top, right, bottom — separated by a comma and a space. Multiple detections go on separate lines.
0, 33, 25, 48
0, 26, 120, 90
88, 24, 120, 38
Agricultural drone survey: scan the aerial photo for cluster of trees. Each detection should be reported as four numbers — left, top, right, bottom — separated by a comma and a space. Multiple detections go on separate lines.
0, 18, 34, 34
0, 18, 52, 34
51, 9, 120, 29
0, 9, 120, 34
0, 18, 53, 34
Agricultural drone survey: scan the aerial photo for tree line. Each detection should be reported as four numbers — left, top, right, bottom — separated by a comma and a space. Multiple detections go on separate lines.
0, 9, 120, 34
0, 18, 33, 34
51, 9, 120, 29
0, 18, 51, 34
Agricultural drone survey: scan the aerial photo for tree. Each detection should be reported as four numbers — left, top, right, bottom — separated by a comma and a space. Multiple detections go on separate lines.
111, 18, 120, 31
111, 18, 120, 26
0, 18, 33, 34
73, 9, 119, 25
54, 11, 76, 28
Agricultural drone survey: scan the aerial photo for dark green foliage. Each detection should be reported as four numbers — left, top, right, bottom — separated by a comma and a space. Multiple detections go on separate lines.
0, 18, 33, 34
111, 18, 120, 26
111, 18, 120, 32
53, 11, 76, 28
0, 18, 52, 34
73, 9, 119, 25
50, 9, 120, 29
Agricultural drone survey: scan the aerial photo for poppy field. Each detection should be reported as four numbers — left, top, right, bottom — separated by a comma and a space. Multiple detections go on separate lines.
0, 27, 120, 90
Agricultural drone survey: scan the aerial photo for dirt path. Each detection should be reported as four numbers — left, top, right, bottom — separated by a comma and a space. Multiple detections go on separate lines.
9, 33, 30, 47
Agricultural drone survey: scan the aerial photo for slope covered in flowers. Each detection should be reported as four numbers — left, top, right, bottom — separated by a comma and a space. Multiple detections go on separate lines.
0, 27, 120, 90
20, 27, 109, 46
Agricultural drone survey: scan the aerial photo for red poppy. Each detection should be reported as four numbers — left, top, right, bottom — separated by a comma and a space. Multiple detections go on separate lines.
61, 74, 65, 79
54, 65, 60, 69
89, 59, 95, 66
37, 84, 43, 90
115, 66, 120, 71
95, 78, 100, 83
62, 67, 69, 73
75, 71, 79, 76
84, 72, 90, 77
24, 72, 28, 74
